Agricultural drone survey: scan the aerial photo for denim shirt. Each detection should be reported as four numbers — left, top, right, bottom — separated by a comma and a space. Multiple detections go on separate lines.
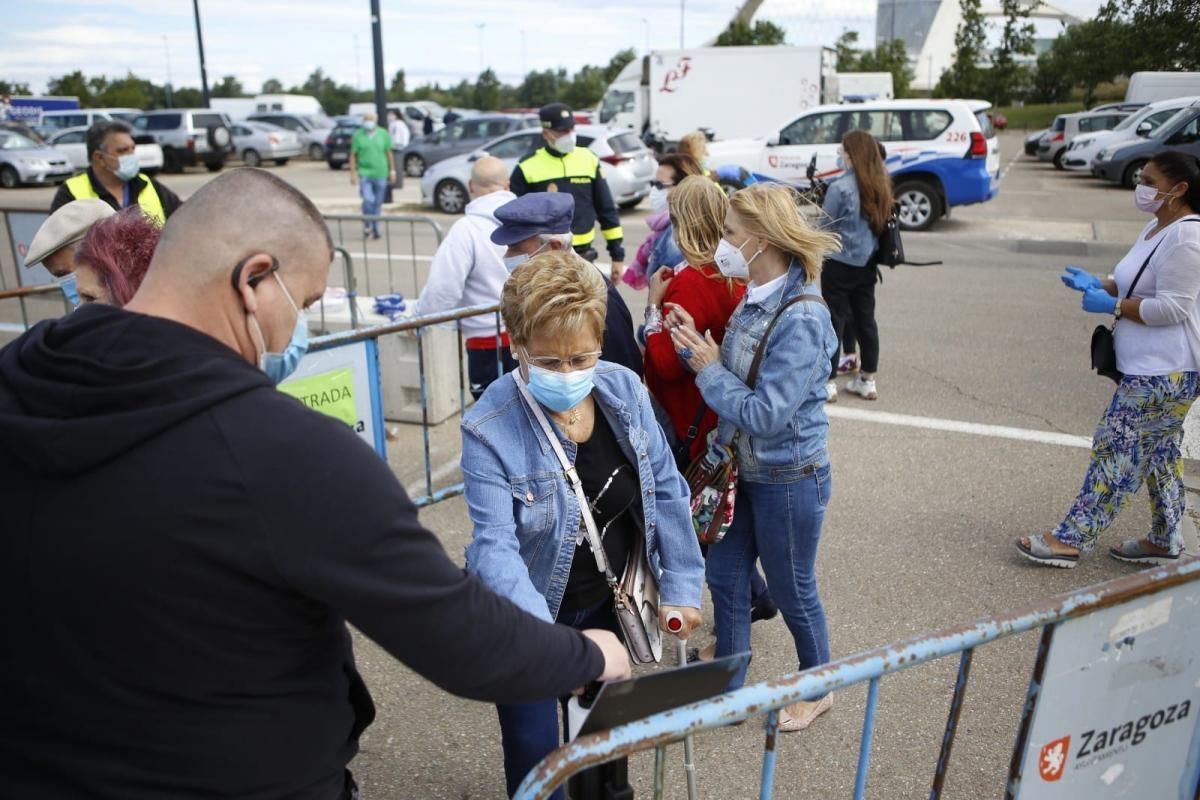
647, 220, 685, 279
461, 363, 705, 622
694, 263, 837, 483
822, 172, 878, 267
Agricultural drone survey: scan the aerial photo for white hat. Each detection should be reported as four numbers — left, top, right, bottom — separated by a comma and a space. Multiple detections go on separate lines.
25, 199, 116, 268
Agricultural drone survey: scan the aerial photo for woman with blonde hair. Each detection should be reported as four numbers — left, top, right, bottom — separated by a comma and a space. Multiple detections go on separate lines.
821, 129, 893, 402
461, 249, 705, 798
669, 182, 839, 731
677, 130, 711, 176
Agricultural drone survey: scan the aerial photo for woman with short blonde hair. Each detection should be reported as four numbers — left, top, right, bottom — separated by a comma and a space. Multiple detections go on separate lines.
678, 130, 710, 175
669, 181, 840, 732
464, 250, 706, 799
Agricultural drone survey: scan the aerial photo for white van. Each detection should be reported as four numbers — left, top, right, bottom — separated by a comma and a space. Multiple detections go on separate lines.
707, 99, 1000, 231
39, 108, 140, 131
1125, 72, 1200, 105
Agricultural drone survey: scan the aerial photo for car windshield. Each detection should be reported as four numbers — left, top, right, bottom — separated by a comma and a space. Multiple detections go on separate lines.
599, 90, 635, 124
305, 115, 335, 129
608, 132, 645, 153
0, 132, 39, 150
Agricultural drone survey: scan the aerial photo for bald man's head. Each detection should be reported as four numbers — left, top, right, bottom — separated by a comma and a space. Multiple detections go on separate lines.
469, 156, 510, 198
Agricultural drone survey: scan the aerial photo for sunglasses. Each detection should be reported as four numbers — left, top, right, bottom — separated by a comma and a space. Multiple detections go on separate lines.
650, 180, 675, 190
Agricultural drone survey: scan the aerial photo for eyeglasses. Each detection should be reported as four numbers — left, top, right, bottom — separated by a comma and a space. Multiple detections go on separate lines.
523, 350, 602, 372
650, 180, 675, 190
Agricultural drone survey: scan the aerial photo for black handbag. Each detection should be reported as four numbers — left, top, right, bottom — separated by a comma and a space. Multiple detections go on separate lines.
874, 203, 942, 275
1091, 240, 1165, 383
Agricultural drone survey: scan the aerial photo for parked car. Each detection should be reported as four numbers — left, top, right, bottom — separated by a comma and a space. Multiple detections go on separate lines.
131, 109, 234, 173
400, 114, 537, 177
246, 112, 335, 160
420, 125, 654, 215
1024, 128, 1048, 156
230, 120, 303, 167
324, 122, 356, 170
1063, 96, 1199, 172
1093, 102, 1200, 188
39, 108, 141, 133
0, 120, 46, 144
48, 126, 164, 173
0, 130, 74, 188
706, 99, 1000, 231
1038, 110, 1132, 169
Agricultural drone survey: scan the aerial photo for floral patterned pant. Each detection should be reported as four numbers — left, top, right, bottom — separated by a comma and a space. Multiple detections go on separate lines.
1054, 372, 1200, 554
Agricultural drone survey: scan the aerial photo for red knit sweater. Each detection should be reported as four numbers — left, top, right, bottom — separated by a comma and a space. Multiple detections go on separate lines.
644, 264, 745, 461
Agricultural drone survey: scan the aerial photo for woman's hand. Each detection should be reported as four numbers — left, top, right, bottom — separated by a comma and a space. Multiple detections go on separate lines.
647, 267, 674, 307
658, 605, 703, 639
663, 302, 696, 333
670, 323, 721, 372
1082, 286, 1118, 315
1061, 266, 1101, 293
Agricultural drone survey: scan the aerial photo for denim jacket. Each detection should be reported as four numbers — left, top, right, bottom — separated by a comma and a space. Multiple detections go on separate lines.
461, 363, 705, 622
694, 263, 837, 483
822, 171, 878, 267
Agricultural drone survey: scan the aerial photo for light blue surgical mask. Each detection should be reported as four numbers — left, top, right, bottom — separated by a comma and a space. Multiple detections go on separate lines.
836, 155, 846, 172
114, 153, 139, 182
56, 272, 80, 309
525, 362, 595, 412
502, 242, 550, 274
254, 271, 308, 384
364, 120, 377, 132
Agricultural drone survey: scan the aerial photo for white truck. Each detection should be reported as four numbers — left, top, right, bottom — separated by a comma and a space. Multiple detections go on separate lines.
596, 45, 837, 149
1125, 72, 1200, 104
831, 72, 894, 103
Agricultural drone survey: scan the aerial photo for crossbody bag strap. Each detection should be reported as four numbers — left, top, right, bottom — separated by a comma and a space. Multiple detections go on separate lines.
745, 293, 827, 387
514, 375, 619, 587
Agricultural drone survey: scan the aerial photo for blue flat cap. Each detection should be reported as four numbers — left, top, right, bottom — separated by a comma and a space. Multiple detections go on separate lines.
491, 192, 575, 246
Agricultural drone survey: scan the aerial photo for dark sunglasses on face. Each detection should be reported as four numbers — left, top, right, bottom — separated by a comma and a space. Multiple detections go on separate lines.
649, 180, 675, 190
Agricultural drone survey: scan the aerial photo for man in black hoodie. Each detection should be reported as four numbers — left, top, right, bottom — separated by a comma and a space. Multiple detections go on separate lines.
0, 168, 629, 799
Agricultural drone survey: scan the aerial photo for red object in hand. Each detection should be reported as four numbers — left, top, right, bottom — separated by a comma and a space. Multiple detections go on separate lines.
666, 611, 684, 633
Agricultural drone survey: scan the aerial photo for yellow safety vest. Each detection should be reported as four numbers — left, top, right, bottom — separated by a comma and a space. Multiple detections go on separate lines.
516, 147, 623, 248
64, 172, 166, 225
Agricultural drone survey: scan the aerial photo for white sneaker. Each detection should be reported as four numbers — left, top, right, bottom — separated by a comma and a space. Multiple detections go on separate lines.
845, 375, 877, 400
826, 381, 838, 403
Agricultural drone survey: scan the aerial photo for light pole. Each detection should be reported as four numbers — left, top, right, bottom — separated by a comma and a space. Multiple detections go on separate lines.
679, 0, 685, 48
521, 28, 527, 76
163, 34, 174, 108
192, 0, 211, 107
641, 18, 650, 52
476, 23, 487, 72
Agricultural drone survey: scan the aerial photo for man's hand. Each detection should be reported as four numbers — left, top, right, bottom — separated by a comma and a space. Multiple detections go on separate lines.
581, 630, 631, 685
659, 605, 703, 639
610, 261, 625, 284
350, 172, 358, 187
388, 169, 397, 187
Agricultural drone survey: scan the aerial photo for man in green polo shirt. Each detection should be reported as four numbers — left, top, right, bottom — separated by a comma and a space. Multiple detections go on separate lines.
349, 112, 396, 239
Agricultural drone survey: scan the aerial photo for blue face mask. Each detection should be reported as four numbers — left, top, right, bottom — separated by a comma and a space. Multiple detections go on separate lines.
502, 242, 550, 274
57, 272, 80, 309
836, 155, 847, 172
525, 363, 595, 412
254, 272, 308, 384
114, 153, 139, 182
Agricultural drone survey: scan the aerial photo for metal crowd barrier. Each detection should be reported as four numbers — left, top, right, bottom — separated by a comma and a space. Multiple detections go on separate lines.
321, 213, 444, 299
0, 282, 70, 333
513, 559, 1200, 799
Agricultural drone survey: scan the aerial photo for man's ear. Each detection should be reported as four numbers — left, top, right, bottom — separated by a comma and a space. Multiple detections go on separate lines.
230, 253, 276, 315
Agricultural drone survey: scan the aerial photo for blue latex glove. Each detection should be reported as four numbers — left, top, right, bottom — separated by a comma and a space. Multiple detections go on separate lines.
1082, 287, 1117, 315
1061, 265, 1101, 293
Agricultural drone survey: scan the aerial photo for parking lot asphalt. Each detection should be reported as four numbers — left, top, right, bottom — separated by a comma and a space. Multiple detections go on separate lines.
2, 132, 1191, 798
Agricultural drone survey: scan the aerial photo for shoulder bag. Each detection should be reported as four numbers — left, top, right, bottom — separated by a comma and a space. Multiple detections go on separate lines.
515, 376, 663, 664
683, 292, 827, 546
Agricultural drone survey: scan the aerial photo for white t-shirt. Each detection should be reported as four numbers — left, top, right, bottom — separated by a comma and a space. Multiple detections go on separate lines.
388, 119, 410, 149
1113, 214, 1200, 376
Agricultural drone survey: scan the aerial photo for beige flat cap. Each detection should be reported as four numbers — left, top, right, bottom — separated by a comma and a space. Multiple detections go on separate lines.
25, 199, 116, 268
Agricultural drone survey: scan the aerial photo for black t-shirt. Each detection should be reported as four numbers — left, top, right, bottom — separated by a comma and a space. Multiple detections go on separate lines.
560, 411, 640, 614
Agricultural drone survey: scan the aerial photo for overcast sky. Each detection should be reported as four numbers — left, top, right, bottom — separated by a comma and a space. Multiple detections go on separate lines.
2, 0, 1105, 95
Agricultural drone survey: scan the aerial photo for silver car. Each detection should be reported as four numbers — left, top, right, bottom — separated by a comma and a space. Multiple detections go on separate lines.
0, 130, 74, 188
420, 124, 654, 214
48, 126, 165, 173
230, 121, 304, 167
245, 112, 334, 161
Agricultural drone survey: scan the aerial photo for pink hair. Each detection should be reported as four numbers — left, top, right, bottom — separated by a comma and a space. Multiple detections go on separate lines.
76, 207, 161, 306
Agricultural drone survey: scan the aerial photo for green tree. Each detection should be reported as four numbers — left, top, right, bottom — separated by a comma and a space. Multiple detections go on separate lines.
173, 87, 205, 107
857, 40, 916, 98
97, 73, 154, 108
211, 75, 245, 98
261, 78, 284, 94
47, 70, 94, 105
935, 0, 987, 97
986, 0, 1037, 105
1100, 0, 1199, 71
388, 69, 407, 102
1051, 17, 1127, 106
833, 30, 860, 71
564, 64, 609, 108
603, 49, 637, 84
517, 69, 567, 108
714, 19, 787, 46
1029, 49, 1072, 103
473, 68, 502, 110
0, 80, 31, 96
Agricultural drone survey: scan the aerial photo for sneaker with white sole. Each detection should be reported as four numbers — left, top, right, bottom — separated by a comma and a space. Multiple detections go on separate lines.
826, 381, 838, 403
845, 375, 877, 400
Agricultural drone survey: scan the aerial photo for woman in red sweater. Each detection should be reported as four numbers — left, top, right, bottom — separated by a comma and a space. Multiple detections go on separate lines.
644, 175, 776, 630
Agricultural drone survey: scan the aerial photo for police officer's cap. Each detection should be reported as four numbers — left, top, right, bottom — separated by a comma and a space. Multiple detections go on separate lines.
539, 103, 575, 132
491, 193, 576, 246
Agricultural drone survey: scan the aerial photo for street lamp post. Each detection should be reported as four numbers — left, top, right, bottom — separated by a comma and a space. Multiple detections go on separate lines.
370, 0, 387, 123
192, 0, 211, 108
680, 0, 685, 48
641, 18, 650, 53
476, 23, 486, 72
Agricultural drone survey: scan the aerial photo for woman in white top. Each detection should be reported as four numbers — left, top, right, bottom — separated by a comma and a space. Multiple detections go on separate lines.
1018, 152, 1200, 568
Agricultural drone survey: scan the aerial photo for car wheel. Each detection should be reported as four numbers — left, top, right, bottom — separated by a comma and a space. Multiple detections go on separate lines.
327, 160, 344, 171
405, 153, 425, 177
0, 165, 20, 189
1122, 160, 1148, 190
242, 149, 262, 167
206, 160, 225, 173
162, 148, 183, 174
434, 179, 468, 214
274, 158, 289, 166
308, 143, 324, 161
1053, 149, 1066, 170
618, 198, 642, 210
894, 180, 940, 232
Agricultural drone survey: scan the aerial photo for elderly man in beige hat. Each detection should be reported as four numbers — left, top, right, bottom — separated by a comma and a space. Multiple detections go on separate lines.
24, 199, 116, 307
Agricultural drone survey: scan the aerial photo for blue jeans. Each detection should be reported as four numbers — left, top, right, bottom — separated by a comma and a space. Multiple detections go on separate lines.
359, 176, 388, 235
495, 598, 620, 799
707, 466, 832, 690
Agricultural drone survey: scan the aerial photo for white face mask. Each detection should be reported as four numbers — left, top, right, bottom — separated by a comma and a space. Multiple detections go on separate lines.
648, 186, 669, 213
549, 132, 576, 154
1134, 183, 1172, 214
714, 236, 760, 279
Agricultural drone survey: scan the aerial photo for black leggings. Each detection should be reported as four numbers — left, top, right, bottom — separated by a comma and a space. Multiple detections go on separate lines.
821, 258, 879, 379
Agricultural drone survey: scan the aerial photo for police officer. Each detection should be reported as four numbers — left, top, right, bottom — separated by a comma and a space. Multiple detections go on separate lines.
50, 121, 182, 222
511, 103, 625, 283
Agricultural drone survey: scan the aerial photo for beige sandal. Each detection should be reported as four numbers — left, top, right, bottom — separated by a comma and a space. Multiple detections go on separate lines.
778, 694, 832, 732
